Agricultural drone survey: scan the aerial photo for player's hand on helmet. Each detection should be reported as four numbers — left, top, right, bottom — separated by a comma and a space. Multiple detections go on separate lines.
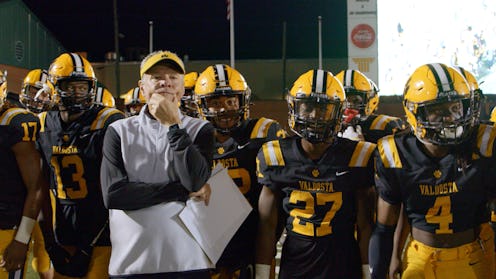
148, 93, 181, 127
341, 125, 365, 141
189, 183, 211, 206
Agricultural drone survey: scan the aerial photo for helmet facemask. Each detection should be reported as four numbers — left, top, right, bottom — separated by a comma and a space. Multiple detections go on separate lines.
199, 89, 248, 134
180, 88, 200, 117
289, 94, 343, 144
54, 77, 96, 113
406, 96, 474, 145
20, 83, 53, 113
342, 89, 367, 124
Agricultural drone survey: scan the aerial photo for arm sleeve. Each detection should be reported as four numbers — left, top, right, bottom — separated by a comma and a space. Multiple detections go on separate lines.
368, 222, 396, 279
100, 126, 189, 210
168, 123, 215, 192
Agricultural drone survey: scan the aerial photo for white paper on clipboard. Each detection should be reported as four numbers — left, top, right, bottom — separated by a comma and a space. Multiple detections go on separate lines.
178, 165, 252, 264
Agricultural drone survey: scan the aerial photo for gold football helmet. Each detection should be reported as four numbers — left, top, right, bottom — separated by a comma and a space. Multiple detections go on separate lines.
335, 69, 379, 123
490, 106, 496, 123
403, 63, 473, 145
94, 84, 115, 107
288, 69, 346, 143
194, 64, 251, 133
48, 53, 96, 113
0, 70, 7, 109
181, 71, 199, 117
20, 69, 54, 113
122, 87, 146, 116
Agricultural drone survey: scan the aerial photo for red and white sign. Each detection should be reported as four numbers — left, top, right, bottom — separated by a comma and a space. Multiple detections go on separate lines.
351, 24, 375, 49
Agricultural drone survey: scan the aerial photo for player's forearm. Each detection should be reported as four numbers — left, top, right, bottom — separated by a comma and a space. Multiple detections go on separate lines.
255, 228, 277, 264
256, 186, 279, 264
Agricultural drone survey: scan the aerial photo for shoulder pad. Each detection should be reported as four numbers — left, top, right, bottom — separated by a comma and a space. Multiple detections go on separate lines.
370, 114, 402, 131
250, 117, 278, 139
260, 140, 285, 167
90, 107, 124, 131
0, 108, 35, 126
377, 135, 403, 168
349, 141, 376, 167
476, 124, 496, 158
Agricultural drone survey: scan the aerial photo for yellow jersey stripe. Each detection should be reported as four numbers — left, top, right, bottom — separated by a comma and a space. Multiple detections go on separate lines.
262, 140, 285, 166
478, 124, 496, 157
91, 108, 122, 130
378, 135, 402, 168
349, 141, 376, 167
38, 112, 48, 132
250, 117, 274, 139
370, 115, 390, 130
0, 108, 28, 125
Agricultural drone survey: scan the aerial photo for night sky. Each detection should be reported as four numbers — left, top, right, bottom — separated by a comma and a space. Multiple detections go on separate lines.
21, 0, 347, 62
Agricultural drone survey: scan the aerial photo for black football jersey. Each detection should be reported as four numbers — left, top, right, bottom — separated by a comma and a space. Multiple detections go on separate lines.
375, 124, 496, 234
257, 136, 376, 238
359, 114, 405, 143
0, 108, 40, 229
37, 106, 124, 245
214, 117, 285, 269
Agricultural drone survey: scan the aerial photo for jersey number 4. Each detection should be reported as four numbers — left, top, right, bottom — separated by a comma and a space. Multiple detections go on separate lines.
425, 196, 453, 234
289, 190, 343, 237
51, 155, 88, 199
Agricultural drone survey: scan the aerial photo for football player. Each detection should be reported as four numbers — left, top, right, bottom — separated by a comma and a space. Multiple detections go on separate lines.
121, 87, 145, 117
369, 63, 496, 279
195, 64, 286, 279
181, 71, 200, 117
0, 69, 47, 278
335, 69, 405, 143
37, 53, 124, 279
19, 69, 55, 279
20, 69, 54, 113
255, 69, 376, 279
